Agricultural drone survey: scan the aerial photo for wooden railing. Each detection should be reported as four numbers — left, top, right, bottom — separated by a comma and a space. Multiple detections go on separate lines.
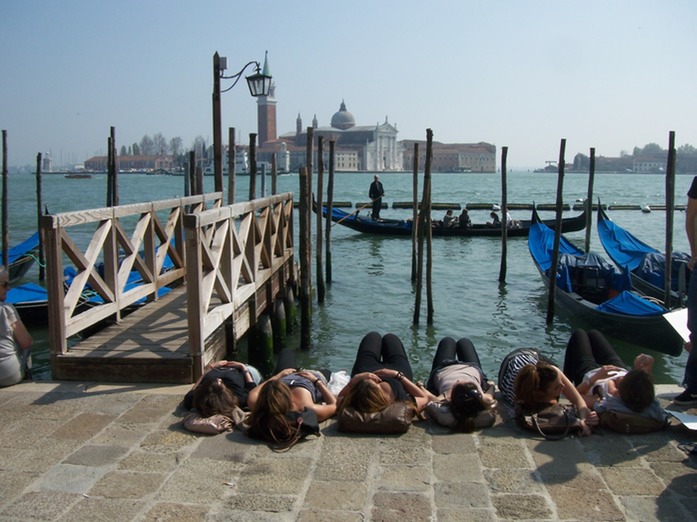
183, 192, 295, 378
42, 193, 222, 355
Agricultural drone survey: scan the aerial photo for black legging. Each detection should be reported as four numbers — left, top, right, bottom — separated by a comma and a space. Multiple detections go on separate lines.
350, 331, 413, 379
562, 329, 626, 385
427, 336, 483, 392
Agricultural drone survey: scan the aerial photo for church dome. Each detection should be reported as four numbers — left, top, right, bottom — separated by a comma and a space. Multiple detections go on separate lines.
330, 100, 355, 130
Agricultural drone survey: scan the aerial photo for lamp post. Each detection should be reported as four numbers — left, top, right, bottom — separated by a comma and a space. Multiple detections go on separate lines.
212, 51, 272, 193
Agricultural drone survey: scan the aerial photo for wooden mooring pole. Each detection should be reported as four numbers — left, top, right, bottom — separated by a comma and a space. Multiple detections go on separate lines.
227, 127, 235, 204
411, 142, 419, 283
2, 130, 7, 269
498, 146, 508, 283
425, 130, 434, 325
248, 133, 257, 201
298, 167, 312, 349
546, 138, 566, 326
36, 152, 45, 281
315, 136, 325, 303
665, 131, 676, 307
584, 147, 596, 253
325, 140, 335, 284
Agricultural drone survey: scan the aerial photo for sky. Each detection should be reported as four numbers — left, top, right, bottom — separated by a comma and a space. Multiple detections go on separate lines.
1, 0, 696, 169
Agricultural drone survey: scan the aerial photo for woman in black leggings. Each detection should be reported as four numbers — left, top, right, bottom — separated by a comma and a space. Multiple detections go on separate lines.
337, 332, 429, 415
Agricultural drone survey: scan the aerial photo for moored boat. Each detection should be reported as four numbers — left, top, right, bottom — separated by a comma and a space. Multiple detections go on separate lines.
528, 207, 685, 356
597, 204, 689, 307
2, 232, 40, 283
317, 203, 587, 238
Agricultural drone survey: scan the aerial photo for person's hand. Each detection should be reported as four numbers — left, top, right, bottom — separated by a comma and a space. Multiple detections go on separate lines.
296, 370, 317, 382
373, 368, 398, 380
633, 354, 654, 373
355, 372, 381, 383
584, 410, 599, 427
275, 368, 296, 379
579, 419, 592, 436
591, 365, 623, 383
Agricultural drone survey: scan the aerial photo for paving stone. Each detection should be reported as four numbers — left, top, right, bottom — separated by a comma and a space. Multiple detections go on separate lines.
313, 437, 373, 481
90, 422, 150, 446
371, 491, 433, 521
297, 509, 364, 522
0, 490, 82, 520
478, 439, 530, 469
50, 412, 115, 441
156, 456, 243, 503
376, 464, 432, 491
431, 431, 477, 454
58, 497, 144, 522
63, 443, 129, 466
117, 450, 182, 473
434, 453, 483, 482
599, 466, 666, 496
437, 507, 496, 522
0, 439, 81, 473
303, 480, 367, 510
491, 493, 553, 520
140, 502, 210, 521
88, 470, 165, 499
483, 468, 543, 494
378, 438, 432, 466
191, 429, 257, 462
0, 469, 38, 499
434, 481, 491, 508
220, 493, 297, 513
236, 457, 312, 495
547, 481, 625, 521
139, 427, 199, 453
35, 463, 109, 494
650, 461, 697, 497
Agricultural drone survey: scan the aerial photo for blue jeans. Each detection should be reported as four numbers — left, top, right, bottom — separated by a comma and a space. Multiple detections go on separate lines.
686, 268, 697, 392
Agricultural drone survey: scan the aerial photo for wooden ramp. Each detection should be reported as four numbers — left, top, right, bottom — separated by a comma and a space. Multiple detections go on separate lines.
53, 286, 221, 384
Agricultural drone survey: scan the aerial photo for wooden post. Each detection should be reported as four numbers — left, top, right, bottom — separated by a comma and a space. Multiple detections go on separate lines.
212, 52, 223, 193
187, 151, 195, 196
195, 165, 203, 196
110, 126, 118, 206
425, 130, 434, 325
546, 138, 566, 326
315, 136, 325, 303
325, 140, 335, 284
248, 133, 257, 201
271, 153, 278, 195
411, 143, 419, 283
106, 136, 113, 206
36, 153, 45, 281
498, 146, 508, 283
298, 167, 312, 349
665, 131, 676, 308
227, 127, 236, 204
1, 130, 8, 269
413, 143, 428, 325
584, 147, 596, 253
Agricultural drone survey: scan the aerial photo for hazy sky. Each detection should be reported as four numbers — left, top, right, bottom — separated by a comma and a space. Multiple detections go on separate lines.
1, 1, 695, 169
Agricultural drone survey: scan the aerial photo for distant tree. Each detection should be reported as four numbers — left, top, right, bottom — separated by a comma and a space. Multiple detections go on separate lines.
120, 145, 128, 156
169, 137, 183, 158
634, 143, 664, 157
678, 144, 697, 155
192, 136, 207, 160
132, 143, 141, 156
153, 133, 167, 156
140, 135, 155, 156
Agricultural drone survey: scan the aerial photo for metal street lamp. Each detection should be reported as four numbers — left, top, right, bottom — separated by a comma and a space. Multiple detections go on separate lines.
212, 51, 272, 193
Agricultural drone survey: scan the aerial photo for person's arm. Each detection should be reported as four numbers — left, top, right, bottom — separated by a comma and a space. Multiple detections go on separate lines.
374, 368, 429, 411
246, 367, 296, 408
687, 186, 697, 268
11, 318, 32, 350
575, 365, 623, 395
558, 368, 596, 434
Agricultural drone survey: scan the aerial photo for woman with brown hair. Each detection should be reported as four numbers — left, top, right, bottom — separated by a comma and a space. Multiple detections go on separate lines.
337, 332, 429, 416
246, 348, 336, 449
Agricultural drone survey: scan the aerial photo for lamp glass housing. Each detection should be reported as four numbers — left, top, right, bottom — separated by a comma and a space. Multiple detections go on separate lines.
246, 72, 272, 97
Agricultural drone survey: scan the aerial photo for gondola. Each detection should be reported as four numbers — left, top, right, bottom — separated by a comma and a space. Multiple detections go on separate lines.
6, 282, 48, 326
2, 232, 40, 283
316, 204, 587, 238
528, 207, 685, 356
597, 204, 689, 307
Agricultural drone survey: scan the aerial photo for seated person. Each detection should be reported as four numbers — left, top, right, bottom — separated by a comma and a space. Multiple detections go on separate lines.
0, 266, 33, 387
458, 208, 471, 228
246, 348, 336, 449
498, 347, 597, 436
183, 360, 261, 417
505, 208, 520, 229
337, 332, 428, 418
488, 211, 501, 227
424, 336, 497, 432
562, 329, 666, 423
442, 209, 456, 227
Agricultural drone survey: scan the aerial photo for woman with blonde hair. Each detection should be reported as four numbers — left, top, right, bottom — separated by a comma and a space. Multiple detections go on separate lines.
0, 266, 32, 387
337, 332, 428, 416
246, 348, 336, 449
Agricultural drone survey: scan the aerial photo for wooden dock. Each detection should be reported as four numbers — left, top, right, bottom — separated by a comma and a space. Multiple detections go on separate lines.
42, 192, 296, 384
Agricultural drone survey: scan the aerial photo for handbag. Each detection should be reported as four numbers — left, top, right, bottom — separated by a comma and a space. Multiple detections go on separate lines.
286, 408, 321, 438
599, 410, 666, 434
338, 401, 414, 434
515, 403, 584, 440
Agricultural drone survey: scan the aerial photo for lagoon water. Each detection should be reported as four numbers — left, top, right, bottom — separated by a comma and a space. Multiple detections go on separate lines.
5, 170, 694, 385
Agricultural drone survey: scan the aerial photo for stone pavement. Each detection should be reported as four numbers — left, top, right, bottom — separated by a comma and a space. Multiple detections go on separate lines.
1, 381, 696, 522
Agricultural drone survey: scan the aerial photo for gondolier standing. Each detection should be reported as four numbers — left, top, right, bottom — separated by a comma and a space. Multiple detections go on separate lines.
369, 175, 385, 220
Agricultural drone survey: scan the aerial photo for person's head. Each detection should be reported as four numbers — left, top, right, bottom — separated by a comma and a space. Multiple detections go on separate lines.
192, 376, 240, 418
339, 378, 391, 414
617, 369, 655, 412
374, 175, 379, 182
490, 212, 498, 219
446, 209, 453, 216
514, 362, 561, 406
448, 382, 497, 432
247, 380, 302, 448
0, 266, 9, 301
460, 209, 468, 215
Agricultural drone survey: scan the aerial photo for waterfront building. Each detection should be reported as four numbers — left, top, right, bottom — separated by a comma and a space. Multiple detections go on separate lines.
84, 154, 174, 172
401, 140, 496, 173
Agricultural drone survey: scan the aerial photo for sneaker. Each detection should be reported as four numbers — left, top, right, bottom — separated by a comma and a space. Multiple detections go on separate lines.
672, 389, 697, 406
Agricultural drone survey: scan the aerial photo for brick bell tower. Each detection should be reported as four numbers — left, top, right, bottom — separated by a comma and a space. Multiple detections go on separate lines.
256, 53, 276, 146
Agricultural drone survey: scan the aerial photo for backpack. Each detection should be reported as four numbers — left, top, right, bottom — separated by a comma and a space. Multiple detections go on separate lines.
599, 410, 666, 434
